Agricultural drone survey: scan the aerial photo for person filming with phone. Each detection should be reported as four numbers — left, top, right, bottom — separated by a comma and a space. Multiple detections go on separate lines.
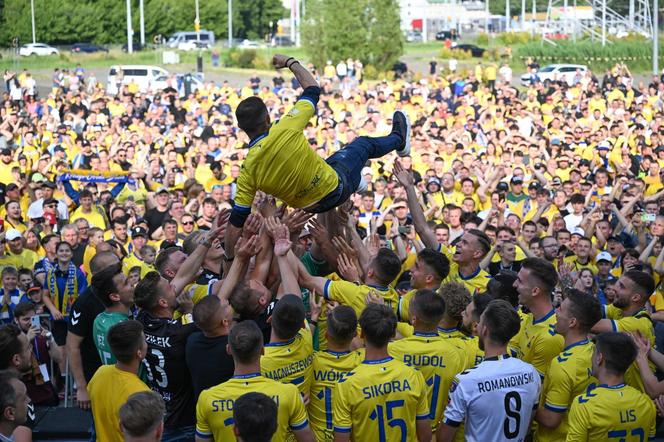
12, 301, 62, 406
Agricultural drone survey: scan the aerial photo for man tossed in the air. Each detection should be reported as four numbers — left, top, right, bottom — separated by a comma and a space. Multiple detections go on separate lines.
225, 54, 411, 256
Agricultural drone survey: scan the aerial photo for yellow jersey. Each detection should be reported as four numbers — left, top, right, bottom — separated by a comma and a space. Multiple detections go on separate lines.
309, 349, 365, 441
438, 246, 491, 295
318, 280, 399, 350
566, 383, 656, 442
233, 97, 338, 210
122, 252, 155, 278
389, 332, 465, 429
195, 373, 309, 442
87, 365, 150, 442
397, 289, 416, 322
604, 306, 656, 394
536, 339, 597, 442
518, 309, 564, 377
332, 356, 430, 441
449, 335, 485, 370
70, 206, 107, 229
261, 327, 314, 395
6, 249, 39, 271
437, 326, 465, 339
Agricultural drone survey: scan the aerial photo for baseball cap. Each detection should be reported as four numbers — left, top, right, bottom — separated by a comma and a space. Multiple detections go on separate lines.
571, 227, 585, 237
427, 177, 441, 187
299, 229, 312, 239
6, 183, 18, 192
156, 187, 170, 195
5, 229, 21, 241
579, 159, 591, 167
0, 148, 11, 156
551, 177, 563, 185
597, 141, 611, 151
528, 182, 541, 191
496, 182, 509, 192
607, 235, 623, 244
31, 173, 45, 183
361, 167, 373, 176
131, 226, 148, 238
596, 251, 612, 263
210, 161, 222, 171
510, 176, 523, 185
42, 181, 56, 189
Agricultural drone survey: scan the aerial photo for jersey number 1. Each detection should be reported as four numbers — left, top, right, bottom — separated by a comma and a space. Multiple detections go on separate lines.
503, 391, 522, 439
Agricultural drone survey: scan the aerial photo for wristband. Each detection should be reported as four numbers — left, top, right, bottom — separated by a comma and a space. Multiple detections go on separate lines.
309, 319, 318, 327
224, 254, 235, 262
285, 57, 295, 68
288, 59, 300, 69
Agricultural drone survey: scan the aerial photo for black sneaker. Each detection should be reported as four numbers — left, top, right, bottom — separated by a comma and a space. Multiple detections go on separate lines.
392, 110, 411, 157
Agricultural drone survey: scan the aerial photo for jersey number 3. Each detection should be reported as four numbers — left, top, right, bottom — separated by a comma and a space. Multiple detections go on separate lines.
503, 391, 522, 439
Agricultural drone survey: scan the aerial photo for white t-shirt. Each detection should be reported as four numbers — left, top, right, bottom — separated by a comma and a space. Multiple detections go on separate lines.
564, 213, 584, 231
444, 355, 541, 442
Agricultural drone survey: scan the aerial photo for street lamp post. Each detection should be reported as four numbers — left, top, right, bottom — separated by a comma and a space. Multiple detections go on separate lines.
126, 0, 133, 53
654, 0, 659, 74
30, 0, 36, 44
228, 0, 233, 47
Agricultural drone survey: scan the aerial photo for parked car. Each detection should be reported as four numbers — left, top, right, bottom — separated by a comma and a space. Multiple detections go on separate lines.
520, 64, 588, 86
166, 30, 215, 49
71, 43, 108, 53
405, 31, 423, 43
271, 35, 294, 47
452, 43, 485, 57
106, 65, 169, 95
153, 73, 204, 96
19, 43, 59, 56
122, 42, 146, 52
238, 39, 265, 49
435, 30, 459, 41
177, 41, 210, 51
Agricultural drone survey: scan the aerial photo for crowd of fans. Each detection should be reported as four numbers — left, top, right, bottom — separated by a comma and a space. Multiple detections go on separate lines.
0, 50, 661, 442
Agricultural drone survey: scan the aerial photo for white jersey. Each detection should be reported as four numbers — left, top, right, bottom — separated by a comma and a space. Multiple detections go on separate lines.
443, 354, 541, 442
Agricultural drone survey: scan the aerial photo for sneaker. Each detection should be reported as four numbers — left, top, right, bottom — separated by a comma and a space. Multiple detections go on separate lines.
392, 110, 411, 157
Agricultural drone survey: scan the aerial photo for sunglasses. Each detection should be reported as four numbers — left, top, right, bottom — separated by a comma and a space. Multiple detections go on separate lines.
182, 221, 194, 226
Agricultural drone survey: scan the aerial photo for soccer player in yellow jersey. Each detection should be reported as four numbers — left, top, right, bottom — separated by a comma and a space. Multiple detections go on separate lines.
332, 304, 432, 441
389, 289, 465, 431
298, 248, 402, 349
225, 53, 411, 258
514, 258, 564, 377
397, 249, 450, 324
590, 270, 657, 394
88, 321, 150, 442
310, 305, 364, 441
535, 289, 602, 442
261, 295, 314, 395
195, 321, 314, 442
566, 332, 656, 441
439, 230, 493, 295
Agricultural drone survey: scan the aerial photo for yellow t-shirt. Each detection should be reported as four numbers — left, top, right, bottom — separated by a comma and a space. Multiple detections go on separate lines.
234, 98, 338, 210
567, 383, 656, 441
389, 332, 465, 430
536, 339, 597, 442
517, 309, 564, 377
87, 365, 150, 442
195, 373, 309, 442
310, 349, 365, 441
261, 327, 314, 395
332, 357, 430, 439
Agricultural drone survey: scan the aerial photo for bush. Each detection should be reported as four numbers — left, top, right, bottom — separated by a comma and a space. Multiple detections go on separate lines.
514, 39, 663, 71
439, 47, 472, 60
498, 32, 533, 45
476, 33, 490, 46
363, 64, 378, 80
228, 49, 257, 69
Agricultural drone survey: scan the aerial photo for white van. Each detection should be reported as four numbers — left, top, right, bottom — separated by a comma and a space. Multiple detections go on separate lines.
106, 65, 169, 95
166, 31, 215, 49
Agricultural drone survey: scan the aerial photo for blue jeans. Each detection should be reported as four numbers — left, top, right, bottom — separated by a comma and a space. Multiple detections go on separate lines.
308, 134, 401, 213
162, 425, 195, 442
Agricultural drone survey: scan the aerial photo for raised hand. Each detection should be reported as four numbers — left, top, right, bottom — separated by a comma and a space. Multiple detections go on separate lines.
393, 160, 414, 186
273, 224, 292, 257
331, 236, 358, 262
242, 213, 264, 239
284, 209, 314, 235
272, 54, 292, 69
307, 219, 328, 243
235, 234, 262, 260
337, 253, 360, 283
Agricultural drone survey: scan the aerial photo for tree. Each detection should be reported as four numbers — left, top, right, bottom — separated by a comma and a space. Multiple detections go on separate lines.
302, 0, 403, 72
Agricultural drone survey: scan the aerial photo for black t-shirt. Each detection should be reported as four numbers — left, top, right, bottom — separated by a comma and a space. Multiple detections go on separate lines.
67, 287, 104, 383
195, 268, 220, 286
144, 207, 170, 236
487, 260, 522, 277
185, 333, 234, 399
238, 299, 277, 345
71, 243, 86, 268
138, 310, 199, 429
